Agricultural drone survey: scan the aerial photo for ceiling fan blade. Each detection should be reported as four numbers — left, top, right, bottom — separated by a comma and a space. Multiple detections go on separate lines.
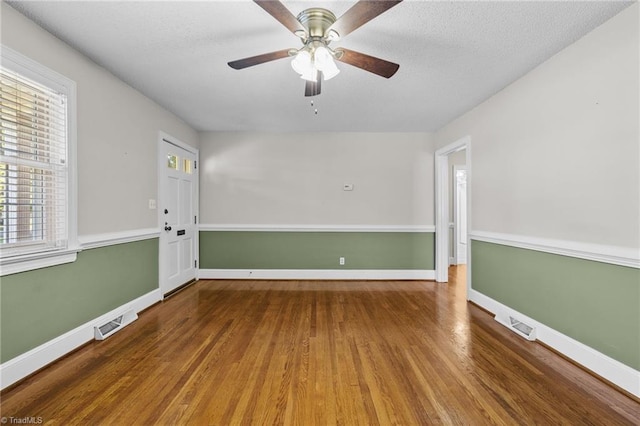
304, 72, 322, 97
334, 48, 399, 78
254, 0, 306, 35
228, 49, 291, 70
328, 1, 402, 39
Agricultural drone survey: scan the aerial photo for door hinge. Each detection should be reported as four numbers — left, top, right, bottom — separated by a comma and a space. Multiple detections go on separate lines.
195, 259, 198, 268
194, 215, 197, 224
194, 160, 197, 169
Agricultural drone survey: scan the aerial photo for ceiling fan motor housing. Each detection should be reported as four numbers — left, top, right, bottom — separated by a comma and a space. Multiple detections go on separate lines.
296, 8, 338, 40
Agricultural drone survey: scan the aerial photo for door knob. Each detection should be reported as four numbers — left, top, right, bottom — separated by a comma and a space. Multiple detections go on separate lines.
164, 221, 172, 231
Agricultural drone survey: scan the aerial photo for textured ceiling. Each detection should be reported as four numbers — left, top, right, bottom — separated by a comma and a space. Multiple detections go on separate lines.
6, 0, 633, 132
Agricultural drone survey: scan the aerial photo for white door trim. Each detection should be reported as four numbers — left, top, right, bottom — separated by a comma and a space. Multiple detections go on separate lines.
435, 136, 471, 292
157, 131, 199, 296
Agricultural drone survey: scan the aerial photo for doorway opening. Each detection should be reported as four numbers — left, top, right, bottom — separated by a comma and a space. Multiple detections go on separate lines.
452, 164, 467, 266
435, 136, 471, 297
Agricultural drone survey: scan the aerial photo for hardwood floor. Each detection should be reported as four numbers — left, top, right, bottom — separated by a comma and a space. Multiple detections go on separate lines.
1, 266, 638, 425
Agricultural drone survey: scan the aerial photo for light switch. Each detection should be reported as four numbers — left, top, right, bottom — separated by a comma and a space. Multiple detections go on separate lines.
148, 199, 157, 209
343, 183, 354, 191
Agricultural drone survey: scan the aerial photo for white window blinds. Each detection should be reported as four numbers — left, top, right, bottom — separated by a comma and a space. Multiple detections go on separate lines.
0, 67, 69, 258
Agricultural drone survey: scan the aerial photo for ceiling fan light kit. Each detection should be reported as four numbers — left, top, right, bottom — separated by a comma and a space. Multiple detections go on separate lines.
228, 0, 402, 97
291, 43, 340, 82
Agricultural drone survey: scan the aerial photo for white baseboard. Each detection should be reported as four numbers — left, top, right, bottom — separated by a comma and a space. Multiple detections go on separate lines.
0, 289, 161, 390
199, 269, 436, 281
469, 289, 640, 398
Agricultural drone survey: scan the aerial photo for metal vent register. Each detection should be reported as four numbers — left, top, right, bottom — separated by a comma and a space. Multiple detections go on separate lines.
495, 312, 537, 341
94, 309, 138, 340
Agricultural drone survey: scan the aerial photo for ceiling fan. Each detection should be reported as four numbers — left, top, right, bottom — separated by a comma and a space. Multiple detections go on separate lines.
228, 0, 402, 97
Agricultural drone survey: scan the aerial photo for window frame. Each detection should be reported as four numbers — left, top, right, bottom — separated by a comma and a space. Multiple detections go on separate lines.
0, 46, 78, 276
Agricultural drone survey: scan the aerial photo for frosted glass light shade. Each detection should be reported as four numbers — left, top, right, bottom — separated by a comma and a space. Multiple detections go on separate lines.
291, 46, 339, 82
314, 46, 340, 80
321, 60, 340, 80
291, 51, 312, 75
300, 68, 318, 82
314, 46, 332, 69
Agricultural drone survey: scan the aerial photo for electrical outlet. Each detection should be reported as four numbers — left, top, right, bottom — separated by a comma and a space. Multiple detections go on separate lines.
339, 257, 345, 266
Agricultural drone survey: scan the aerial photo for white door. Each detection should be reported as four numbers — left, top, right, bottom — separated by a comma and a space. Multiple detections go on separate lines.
454, 166, 467, 264
159, 137, 198, 295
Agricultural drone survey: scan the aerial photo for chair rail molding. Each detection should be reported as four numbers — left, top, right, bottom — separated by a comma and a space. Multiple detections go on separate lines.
79, 228, 161, 250
469, 230, 640, 268
199, 224, 436, 233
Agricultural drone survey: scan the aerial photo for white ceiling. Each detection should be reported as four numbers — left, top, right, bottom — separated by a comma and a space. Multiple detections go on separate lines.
6, 0, 633, 132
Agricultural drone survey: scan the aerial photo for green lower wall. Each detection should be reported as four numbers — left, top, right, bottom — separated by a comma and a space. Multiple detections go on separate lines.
471, 240, 640, 370
199, 231, 435, 270
0, 238, 158, 363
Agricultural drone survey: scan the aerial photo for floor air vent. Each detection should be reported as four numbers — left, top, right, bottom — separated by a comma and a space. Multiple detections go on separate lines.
95, 309, 138, 340
495, 312, 537, 341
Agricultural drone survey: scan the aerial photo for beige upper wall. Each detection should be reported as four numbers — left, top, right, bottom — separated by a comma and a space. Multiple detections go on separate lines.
1, 3, 199, 236
4, 1, 637, 243
436, 3, 639, 249
199, 132, 435, 227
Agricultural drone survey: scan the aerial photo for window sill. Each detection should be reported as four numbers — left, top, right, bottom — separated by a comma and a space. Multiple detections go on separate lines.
0, 247, 80, 277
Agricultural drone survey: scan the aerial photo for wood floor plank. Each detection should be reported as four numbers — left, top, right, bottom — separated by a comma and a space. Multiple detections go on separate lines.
1, 267, 639, 425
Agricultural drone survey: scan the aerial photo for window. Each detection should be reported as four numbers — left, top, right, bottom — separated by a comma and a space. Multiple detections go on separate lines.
167, 154, 178, 170
183, 158, 192, 174
0, 46, 77, 275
